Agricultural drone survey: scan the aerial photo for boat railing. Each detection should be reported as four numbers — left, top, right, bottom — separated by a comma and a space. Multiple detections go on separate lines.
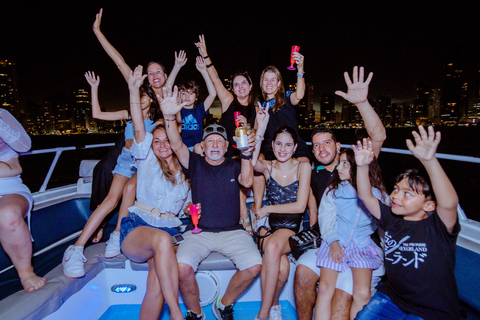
20, 142, 115, 193
18, 141, 480, 252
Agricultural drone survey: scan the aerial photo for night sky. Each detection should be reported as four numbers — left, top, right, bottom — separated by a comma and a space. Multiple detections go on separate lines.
2, 1, 480, 114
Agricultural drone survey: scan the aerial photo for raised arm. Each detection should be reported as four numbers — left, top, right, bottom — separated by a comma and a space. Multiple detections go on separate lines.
335, 66, 386, 157
195, 34, 233, 112
195, 56, 217, 111
85, 71, 129, 121
157, 87, 190, 168
0, 109, 31, 153
128, 66, 148, 144
252, 103, 270, 168
289, 52, 305, 105
354, 138, 381, 219
407, 126, 458, 232
165, 50, 187, 88
93, 8, 132, 83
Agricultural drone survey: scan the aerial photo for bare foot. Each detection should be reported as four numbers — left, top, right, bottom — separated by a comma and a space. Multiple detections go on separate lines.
91, 227, 104, 243
20, 272, 46, 292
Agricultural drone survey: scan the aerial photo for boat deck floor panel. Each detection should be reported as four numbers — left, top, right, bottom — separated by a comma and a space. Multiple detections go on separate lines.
99, 300, 298, 320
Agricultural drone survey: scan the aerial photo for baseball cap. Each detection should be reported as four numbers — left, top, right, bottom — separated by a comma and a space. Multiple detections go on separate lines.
203, 124, 228, 141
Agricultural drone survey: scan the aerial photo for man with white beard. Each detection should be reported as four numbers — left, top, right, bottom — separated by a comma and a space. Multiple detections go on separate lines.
160, 85, 262, 320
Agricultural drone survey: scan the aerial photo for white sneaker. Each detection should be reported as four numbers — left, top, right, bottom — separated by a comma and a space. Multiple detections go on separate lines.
270, 304, 282, 320
105, 231, 121, 258
62, 245, 87, 278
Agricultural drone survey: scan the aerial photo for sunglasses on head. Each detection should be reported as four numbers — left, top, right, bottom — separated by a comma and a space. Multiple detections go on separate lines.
204, 126, 226, 134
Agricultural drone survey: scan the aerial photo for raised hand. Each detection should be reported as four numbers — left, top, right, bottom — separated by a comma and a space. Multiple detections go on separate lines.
84, 71, 100, 88
157, 86, 187, 116
195, 34, 208, 57
353, 138, 375, 167
256, 102, 270, 131
335, 66, 373, 105
292, 52, 305, 72
406, 125, 440, 162
195, 56, 206, 72
128, 65, 147, 91
92, 8, 103, 33
174, 50, 188, 68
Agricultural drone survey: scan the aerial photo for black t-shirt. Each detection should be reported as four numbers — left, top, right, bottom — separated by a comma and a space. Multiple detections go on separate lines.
182, 152, 244, 232
310, 167, 335, 206
377, 201, 461, 320
261, 94, 310, 161
219, 100, 256, 158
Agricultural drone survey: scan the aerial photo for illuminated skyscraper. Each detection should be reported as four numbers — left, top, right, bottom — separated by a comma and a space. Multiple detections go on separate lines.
0, 60, 19, 117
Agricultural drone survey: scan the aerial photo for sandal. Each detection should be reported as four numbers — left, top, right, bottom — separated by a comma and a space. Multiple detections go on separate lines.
249, 203, 257, 232
240, 217, 253, 235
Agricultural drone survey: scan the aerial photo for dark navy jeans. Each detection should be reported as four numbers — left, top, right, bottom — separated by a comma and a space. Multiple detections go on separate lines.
355, 291, 424, 320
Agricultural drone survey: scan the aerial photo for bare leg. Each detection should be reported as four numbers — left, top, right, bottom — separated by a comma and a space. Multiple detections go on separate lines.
257, 229, 294, 319
139, 259, 164, 320
294, 264, 319, 320
0, 194, 46, 292
272, 254, 290, 305
331, 289, 353, 320
75, 174, 129, 247
315, 268, 339, 320
222, 264, 261, 306
178, 263, 202, 314
114, 173, 137, 232
350, 268, 372, 320
121, 227, 183, 320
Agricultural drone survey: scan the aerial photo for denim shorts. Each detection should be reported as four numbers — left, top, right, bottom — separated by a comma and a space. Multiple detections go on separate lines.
112, 147, 137, 178
120, 213, 179, 248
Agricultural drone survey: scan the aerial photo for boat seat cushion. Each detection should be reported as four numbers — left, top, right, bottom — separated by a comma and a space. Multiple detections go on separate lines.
455, 246, 480, 312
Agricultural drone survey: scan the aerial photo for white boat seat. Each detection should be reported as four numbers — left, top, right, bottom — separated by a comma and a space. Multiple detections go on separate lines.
130, 252, 236, 271
77, 160, 100, 194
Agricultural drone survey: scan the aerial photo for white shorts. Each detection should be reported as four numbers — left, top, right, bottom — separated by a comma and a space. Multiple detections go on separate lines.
296, 243, 385, 295
176, 229, 263, 271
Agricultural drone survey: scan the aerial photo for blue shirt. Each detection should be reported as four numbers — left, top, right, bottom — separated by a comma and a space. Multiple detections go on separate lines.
181, 104, 207, 147
124, 120, 156, 140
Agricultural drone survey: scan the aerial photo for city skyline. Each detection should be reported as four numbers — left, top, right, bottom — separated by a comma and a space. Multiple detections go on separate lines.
2, 2, 480, 129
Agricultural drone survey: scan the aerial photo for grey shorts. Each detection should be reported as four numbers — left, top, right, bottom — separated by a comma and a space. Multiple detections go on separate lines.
176, 229, 263, 271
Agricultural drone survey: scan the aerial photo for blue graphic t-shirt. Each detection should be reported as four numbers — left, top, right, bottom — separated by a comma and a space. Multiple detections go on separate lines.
181, 104, 207, 147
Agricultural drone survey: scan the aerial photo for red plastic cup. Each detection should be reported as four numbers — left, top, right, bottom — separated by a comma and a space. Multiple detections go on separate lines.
234, 111, 241, 127
288, 45, 300, 70
190, 204, 202, 234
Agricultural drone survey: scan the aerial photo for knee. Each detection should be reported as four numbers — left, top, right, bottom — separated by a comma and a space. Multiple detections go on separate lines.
295, 265, 318, 289
263, 239, 282, 258
152, 232, 173, 252
178, 263, 195, 281
353, 286, 371, 303
0, 205, 25, 232
245, 264, 262, 279
317, 279, 334, 297
123, 180, 136, 196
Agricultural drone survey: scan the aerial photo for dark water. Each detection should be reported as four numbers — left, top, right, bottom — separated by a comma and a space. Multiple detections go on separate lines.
19, 127, 480, 222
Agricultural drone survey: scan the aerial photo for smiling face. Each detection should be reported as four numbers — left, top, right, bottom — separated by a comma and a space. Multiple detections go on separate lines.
232, 75, 252, 100
312, 132, 341, 169
261, 71, 281, 98
202, 134, 228, 162
389, 178, 435, 220
180, 89, 196, 108
336, 153, 351, 181
147, 63, 167, 89
272, 132, 297, 162
151, 128, 173, 159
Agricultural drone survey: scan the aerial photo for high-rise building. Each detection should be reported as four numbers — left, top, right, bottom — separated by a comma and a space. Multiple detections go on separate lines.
0, 60, 20, 117
441, 59, 463, 124
73, 87, 92, 132
319, 93, 335, 123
